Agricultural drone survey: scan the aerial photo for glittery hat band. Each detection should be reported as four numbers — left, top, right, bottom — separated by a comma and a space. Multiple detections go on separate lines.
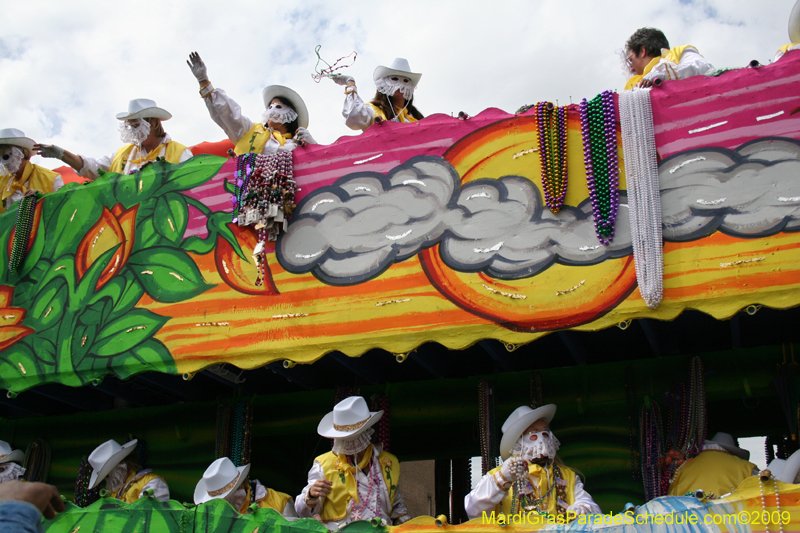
207, 472, 241, 497
333, 417, 369, 432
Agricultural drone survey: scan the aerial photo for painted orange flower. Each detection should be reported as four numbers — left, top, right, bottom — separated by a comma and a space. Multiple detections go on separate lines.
75, 204, 138, 290
0, 285, 33, 351
214, 223, 279, 295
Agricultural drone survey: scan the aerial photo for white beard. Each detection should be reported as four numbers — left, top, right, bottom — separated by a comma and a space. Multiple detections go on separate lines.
105, 462, 128, 492
375, 76, 415, 101
511, 431, 561, 463
119, 119, 151, 145
0, 146, 23, 176
262, 104, 298, 125
332, 428, 374, 456
0, 462, 26, 483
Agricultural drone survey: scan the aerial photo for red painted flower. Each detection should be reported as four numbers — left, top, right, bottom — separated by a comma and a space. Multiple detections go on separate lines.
0, 285, 33, 351
75, 204, 138, 290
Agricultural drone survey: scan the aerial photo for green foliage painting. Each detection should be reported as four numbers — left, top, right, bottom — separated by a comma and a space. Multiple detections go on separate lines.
0, 156, 245, 392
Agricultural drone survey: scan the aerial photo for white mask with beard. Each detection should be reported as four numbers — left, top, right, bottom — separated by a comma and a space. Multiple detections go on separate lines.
225, 486, 247, 510
332, 428, 374, 456
0, 462, 26, 483
512, 430, 561, 463
262, 102, 298, 125
118, 119, 151, 145
105, 462, 128, 492
375, 75, 415, 101
0, 146, 23, 176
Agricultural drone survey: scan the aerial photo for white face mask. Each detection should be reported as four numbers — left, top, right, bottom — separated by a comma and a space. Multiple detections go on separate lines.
332, 428, 374, 456
224, 486, 247, 510
105, 462, 128, 492
118, 119, 151, 145
262, 102, 298, 125
513, 430, 561, 462
0, 462, 26, 483
0, 146, 23, 176
375, 75, 415, 101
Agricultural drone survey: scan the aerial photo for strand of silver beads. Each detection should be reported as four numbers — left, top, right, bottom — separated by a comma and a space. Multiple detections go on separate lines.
619, 88, 663, 309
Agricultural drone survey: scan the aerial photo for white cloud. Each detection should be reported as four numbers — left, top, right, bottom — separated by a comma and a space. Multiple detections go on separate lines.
3, 0, 796, 170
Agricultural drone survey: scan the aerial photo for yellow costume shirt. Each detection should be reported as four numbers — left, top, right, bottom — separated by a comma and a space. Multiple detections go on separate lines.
667, 450, 755, 497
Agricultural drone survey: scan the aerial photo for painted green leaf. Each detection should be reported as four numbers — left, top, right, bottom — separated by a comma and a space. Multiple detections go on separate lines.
93, 272, 145, 323
157, 155, 225, 195
90, 308, 169, 357
128, 246, 213, 303
181, 234, 215, 255
26, 277, 68, 332
154, 193, 189, 245
113, 338, 176, 380
113, 163, 165, 208
180, 211, 245, 260
0, 342, 45, 391
30, 336, 58, 369
135, 218, 160, 251
72, 322, 99, 364
43, 188, 103, 260
223, 175, 235, 194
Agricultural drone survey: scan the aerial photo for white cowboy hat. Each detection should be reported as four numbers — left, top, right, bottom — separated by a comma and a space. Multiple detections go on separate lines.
772, 449, 800, 484
373, 58, 422, 88
499, 404, 557, 460
88, 439, 137, 489
0, 129, 34, 151
115, 99, 172, 121
705, 432, 750, 460
261, 85, 309, 130
318, 396, 383, 439
194, 457, 250, 505
0, 440, 24, 464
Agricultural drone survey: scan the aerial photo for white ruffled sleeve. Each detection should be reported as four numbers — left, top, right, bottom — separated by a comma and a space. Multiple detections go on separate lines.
343, 91, 376, 132
140, 477, 170, 502
77, 152, 114, 179
294, 460, 324, 518
643, 48, 713, 82
204, 88, 255, 145
464, 470, 508, 519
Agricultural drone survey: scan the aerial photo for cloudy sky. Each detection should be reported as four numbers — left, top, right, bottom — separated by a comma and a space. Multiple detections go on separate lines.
2, 0, 796, 169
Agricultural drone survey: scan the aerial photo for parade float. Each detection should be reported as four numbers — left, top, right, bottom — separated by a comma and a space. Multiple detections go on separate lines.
2, 42, 800, 532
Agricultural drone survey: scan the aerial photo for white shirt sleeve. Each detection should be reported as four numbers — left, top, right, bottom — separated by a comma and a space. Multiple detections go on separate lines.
342, 91, 376, 132
78, 152, 114, 179
204, 88, 255, 145
464, 470, 508, 519
179, 147, 193, 163
140, 477, 170, 502
52, 174, 63, 192
391, 490, 411, 524
568, 474, 601, 514
294, 461, 325, 518
643, 48, 713, 82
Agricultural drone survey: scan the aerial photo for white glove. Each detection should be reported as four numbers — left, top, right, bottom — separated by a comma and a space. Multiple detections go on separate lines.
37, 144, 64, 159
295, 127, 317, 145
331, 74, 355, 86
567, 503, 590, 516
187, 51, 209, 82
499, 458, 525, 486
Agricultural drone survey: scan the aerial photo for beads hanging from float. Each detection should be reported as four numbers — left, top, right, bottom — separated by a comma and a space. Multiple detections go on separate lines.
580, 91, 620, 245
9, 193, 38, 273
535, 102, 569, 213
